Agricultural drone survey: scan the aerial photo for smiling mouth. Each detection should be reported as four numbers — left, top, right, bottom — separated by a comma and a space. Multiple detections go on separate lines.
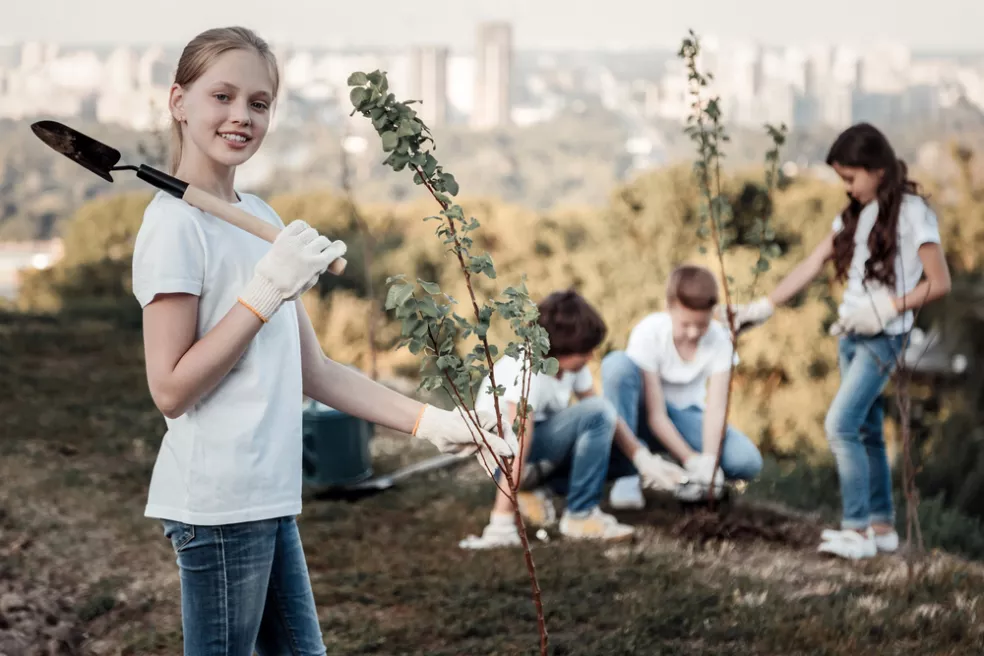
218, 132, 251, 144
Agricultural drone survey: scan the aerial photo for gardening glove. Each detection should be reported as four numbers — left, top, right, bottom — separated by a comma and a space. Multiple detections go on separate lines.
238, 220, 347, 322
412, 405, 519, 478
674, 453, 725, 501
829, 284, 898, 337
632, 448, 688, 492
719, 297, 774, 334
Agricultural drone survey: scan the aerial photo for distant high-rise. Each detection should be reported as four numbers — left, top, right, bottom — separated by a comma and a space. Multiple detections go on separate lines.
409, 46, 448, 126
472, 22, 512, 129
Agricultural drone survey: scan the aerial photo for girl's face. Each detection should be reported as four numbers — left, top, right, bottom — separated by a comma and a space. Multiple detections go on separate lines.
170, 48, 275, 171
831, 162, 884, 205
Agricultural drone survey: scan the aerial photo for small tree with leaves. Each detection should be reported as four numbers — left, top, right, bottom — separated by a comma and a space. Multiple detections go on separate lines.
679, 30, 788, 503
680, 30, 929, 576
347, 70, 555, 655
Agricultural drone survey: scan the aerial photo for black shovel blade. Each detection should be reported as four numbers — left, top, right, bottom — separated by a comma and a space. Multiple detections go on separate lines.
30, 120, 122, 183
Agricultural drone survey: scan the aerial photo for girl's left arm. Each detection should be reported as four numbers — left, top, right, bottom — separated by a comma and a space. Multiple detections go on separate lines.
895, 243, 952, 312
294, 299, 422, 434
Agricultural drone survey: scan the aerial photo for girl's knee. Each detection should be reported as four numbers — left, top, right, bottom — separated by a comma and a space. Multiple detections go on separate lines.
726, 447, 763, 481
579, 396, 618, 435
601, 351, 640, 387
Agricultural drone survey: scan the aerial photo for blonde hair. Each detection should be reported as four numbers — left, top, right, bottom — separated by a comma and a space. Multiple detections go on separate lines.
168, 26, 280, 174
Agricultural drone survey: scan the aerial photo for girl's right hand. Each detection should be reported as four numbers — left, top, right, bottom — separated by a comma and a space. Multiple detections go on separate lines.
238, 220, 347, 322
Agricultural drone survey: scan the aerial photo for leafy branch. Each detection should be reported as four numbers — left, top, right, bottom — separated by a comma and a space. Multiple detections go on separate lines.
679, 30, 787, 504
347, 69, 556, 655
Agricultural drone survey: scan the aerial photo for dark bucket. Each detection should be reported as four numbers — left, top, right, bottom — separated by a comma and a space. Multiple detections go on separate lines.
301, 399, 375, 488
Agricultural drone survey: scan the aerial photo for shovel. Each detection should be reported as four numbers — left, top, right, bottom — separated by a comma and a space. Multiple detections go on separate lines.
30, 120, 346, 275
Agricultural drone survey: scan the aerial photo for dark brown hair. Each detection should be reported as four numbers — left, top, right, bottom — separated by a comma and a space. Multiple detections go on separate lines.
537, 289, 607, 357
826, 122, 924, 288
666, 265, 719, 311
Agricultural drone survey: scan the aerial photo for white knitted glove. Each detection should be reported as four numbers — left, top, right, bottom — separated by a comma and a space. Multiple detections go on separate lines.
632, 448, 688, 492
685, 453, 725, 488
830, 285, 898, 336
412, 405, 518, 477
238, 220, 347, 322
724, 296, 775, 333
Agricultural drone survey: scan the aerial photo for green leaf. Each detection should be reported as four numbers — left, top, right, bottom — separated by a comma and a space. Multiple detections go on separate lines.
419, 280, 441, 295
417, 297, 441, 318
349, 87, 369, 109
347, 72, 369, 86
380, 131, 399, 152
542, 358, 559, 376
367, 70, 384, 86
423, 153, 438, 177
440, 173, 459, 196
385, 282, 415, 310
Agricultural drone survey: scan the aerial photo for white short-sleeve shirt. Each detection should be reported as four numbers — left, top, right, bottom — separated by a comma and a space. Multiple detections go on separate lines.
132, 190, 304, 526
832, 193, 942, 335
625, 312, 736, 410
474, 355, 594, 423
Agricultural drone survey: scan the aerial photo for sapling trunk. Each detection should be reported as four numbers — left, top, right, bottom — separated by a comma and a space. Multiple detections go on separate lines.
347, 70, 552, 655
679, 31, 787, 506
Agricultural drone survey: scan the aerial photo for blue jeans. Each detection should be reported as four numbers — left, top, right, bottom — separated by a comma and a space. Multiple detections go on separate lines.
526, 396, 618, 514
824, 333, 904, 530
161, 515, 326, 656
601, 351, 763, 481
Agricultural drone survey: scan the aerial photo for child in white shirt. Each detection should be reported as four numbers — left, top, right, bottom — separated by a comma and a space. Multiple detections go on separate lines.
460, 289, 686, 549
729, 122, 951, 559
602, 265, 763, 508
134, 26, 514, 655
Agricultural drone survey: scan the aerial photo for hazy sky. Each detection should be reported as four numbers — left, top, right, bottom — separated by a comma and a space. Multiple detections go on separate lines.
4, 0, 981, 52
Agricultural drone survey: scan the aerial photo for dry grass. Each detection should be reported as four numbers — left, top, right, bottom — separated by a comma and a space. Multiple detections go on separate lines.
2, 313, 984, 655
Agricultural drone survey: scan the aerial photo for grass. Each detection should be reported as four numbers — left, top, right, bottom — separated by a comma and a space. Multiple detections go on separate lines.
3, 312, 984, 654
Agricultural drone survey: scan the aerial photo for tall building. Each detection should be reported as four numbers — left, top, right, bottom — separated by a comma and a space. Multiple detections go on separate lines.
472, 22, 512, 129
409, 45, 448, 126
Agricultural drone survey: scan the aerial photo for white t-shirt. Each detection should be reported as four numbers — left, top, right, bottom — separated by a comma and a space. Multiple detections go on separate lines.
833, 194, 940, 335
131, 190, 304, 526
473, 355, 594, 423
832, 193, 942, 335
625, 312, 736, 410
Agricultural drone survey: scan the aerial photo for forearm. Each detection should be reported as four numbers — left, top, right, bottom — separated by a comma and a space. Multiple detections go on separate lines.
302, 356, 424, 434
151, 303, 262, 418
895, 278, 950, 313
700, 401, 728, 457
613, 417, 645, 460
767, 256, 824, 308
649, 414, 696, 464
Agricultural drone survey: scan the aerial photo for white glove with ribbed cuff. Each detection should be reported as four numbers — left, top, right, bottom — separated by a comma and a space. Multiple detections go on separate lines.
829, 285, 899, 336
727, 296, 775, 333
632, 448, 688, 492
238, 220, 347, 322
412, 405, 519, 478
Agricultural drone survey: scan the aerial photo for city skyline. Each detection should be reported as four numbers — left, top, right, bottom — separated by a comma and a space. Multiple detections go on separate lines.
4, 0, 983, 53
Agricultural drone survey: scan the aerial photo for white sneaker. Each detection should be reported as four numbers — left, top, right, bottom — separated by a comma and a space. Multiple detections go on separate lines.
873, 530, 899, 553
609, 475, 645, 510
459, 514, 522, 550
559, 507, 635, 542
818, 528, 877, 560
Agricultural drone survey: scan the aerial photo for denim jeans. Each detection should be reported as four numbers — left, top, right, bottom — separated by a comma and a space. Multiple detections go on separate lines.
601, 350, 764, 481
161, 515, 326, 656
824, 333, 905, 530
525, 396, 618, 514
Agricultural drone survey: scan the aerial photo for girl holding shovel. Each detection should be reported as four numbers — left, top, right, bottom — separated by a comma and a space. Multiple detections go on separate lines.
131, 26, 515, 655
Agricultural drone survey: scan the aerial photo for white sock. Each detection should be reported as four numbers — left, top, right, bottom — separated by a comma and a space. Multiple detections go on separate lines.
489, 512, 514, 527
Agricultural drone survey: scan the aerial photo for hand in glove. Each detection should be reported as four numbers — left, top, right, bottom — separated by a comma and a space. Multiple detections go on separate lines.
673, 453, 726, 501
829, 285, 898, 337
718, 297, 774, 334
632, 448, 688, 492
238, 220, 347, 322
412, 405, 519, 478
